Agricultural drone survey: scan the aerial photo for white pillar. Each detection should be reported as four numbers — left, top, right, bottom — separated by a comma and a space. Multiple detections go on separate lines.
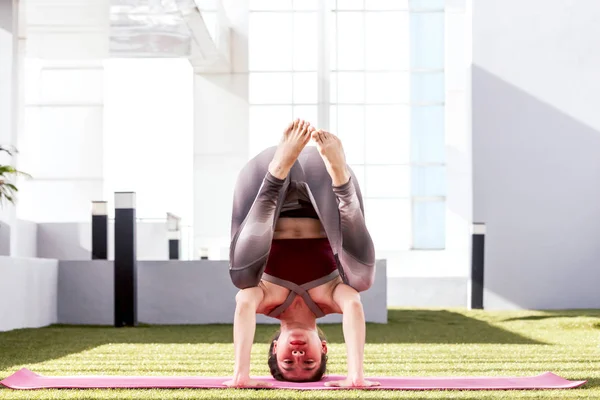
193, 0, 249, 260
16, 0, 109, 223
0, 0, 16, 255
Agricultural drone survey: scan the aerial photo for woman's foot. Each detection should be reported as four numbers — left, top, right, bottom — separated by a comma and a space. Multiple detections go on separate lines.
312, 130, 351, 186
269, 119, 313, 179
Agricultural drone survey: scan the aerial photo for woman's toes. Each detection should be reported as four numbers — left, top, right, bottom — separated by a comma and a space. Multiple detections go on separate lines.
284, 121, 294, 134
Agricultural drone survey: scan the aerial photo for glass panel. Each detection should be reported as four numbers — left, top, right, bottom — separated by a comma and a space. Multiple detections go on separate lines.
412, 200, 445, 249
365, 0, 409, 9
411, 165, 446, 197
39, 69, 104, 103
250, 0, 293, 10
410, 105, 444, 163
293, 12, 318, 70
329, 10, 337, 68
23, 107, 103, 178
410, 11, 444, 70
366, 72, 409, 104
411, 71, 444, 103
293, 105, 318, 126
103, 59, 193, 222
249, 12, 293, 70
293, 0, 319, 10
335, 0, 365, 10
348, 164, 365, 191
249, 106, 293, 157
365, 199, 411, 251
335, 105, 365, 164
365, 11, 409, 70
329, 104, 338, 133
293, 72, 318, 103
195, 0, 217, 10
331, 72, 364, 103
410, 0, 444, 9
335, 12, 365, 69
249, 73, 293, 104
24, 60, 43, 104
366, 165, 410, 197
365, 105, 410, 164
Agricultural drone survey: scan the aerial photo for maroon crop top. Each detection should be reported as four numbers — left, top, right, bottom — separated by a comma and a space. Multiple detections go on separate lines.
262, 238, 340, 318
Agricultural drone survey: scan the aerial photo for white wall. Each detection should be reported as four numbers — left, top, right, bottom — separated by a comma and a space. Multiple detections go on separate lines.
472, 0, 600, 309
57, 259, 387, 325
0, 256, 58, 332
13, 219, 37, 257
37, 221, 171, 261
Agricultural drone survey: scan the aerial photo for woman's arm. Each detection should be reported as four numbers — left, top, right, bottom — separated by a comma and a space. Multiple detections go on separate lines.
224, 287, 272, 387
327, 283, 379, 388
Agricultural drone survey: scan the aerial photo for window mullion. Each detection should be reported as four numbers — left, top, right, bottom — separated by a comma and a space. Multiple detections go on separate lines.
317, 0, 331, 129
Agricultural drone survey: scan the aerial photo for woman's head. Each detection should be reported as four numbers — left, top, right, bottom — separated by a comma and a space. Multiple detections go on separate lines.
268, 327, 328, 382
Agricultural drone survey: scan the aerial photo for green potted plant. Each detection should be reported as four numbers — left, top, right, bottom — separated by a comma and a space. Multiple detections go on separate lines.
0, 145, 30, 206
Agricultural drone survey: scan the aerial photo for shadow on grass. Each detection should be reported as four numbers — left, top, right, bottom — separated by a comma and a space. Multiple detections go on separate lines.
582, 378, 600, 391
500, 310, 600, 323
0, 309, 543, 374
331, 309, 544, 345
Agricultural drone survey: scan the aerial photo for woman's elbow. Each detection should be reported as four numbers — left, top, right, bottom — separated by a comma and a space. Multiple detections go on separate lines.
342, 298, 364, 314
235, 287, 263, 311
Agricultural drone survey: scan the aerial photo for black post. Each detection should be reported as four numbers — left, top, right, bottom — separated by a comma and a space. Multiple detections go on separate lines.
91, 201, 108, 260
470, 223, 486, 309
114, 192, 137, 327
169, 239, 180, 260
167, 213, 180, 260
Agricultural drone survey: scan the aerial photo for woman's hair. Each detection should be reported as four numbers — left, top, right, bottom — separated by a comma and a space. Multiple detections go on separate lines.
267, 328, 328, 382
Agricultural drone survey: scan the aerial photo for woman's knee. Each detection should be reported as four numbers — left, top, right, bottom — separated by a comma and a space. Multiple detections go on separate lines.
229, 265, 262, 289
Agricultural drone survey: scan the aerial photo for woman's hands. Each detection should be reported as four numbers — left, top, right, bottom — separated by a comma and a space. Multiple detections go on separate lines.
223, 376, 273, 388
325, 377, 381, 388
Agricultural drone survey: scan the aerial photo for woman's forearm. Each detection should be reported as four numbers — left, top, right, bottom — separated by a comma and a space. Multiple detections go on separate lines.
342, 300, 366, 380
233, 302, 256, 377
232, 289, 263, 378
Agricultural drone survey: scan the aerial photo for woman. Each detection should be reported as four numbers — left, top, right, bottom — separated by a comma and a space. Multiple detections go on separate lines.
224, 119, 379, 388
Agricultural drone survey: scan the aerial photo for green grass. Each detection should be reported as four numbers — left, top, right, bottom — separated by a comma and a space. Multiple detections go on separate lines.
1, 309, 599, 399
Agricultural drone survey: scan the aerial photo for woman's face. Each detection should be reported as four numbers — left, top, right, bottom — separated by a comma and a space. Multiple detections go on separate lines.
272, 328, 327, 381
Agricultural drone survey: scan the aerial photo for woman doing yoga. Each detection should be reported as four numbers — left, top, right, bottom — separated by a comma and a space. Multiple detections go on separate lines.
225, 119, 379, 388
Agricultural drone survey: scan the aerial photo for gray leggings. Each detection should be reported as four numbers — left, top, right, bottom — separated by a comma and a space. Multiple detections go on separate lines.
229, 146, 376, 292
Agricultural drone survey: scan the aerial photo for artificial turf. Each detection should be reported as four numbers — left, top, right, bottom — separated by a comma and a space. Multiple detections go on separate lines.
0, 308, 599, 399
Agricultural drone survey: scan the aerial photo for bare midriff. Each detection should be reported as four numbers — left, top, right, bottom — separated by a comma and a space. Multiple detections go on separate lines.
273, 217, 327, 240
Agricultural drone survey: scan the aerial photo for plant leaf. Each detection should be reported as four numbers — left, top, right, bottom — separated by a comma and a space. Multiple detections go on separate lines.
0, 145, 15, 156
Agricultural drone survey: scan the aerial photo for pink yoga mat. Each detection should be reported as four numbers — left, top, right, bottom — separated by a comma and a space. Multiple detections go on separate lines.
0, 368, 586, 390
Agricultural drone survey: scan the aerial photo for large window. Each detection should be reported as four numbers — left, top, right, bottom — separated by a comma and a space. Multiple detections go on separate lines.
248, 1, 320, 156
249, 0, 445, 252
103, 59, 194, 224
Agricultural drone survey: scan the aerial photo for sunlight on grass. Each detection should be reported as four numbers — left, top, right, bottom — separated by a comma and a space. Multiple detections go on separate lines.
1, 309, 599, 399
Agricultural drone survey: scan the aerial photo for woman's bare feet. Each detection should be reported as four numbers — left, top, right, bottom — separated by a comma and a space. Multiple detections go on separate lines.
312, 130, 351, 186
268, 119, 313, 179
